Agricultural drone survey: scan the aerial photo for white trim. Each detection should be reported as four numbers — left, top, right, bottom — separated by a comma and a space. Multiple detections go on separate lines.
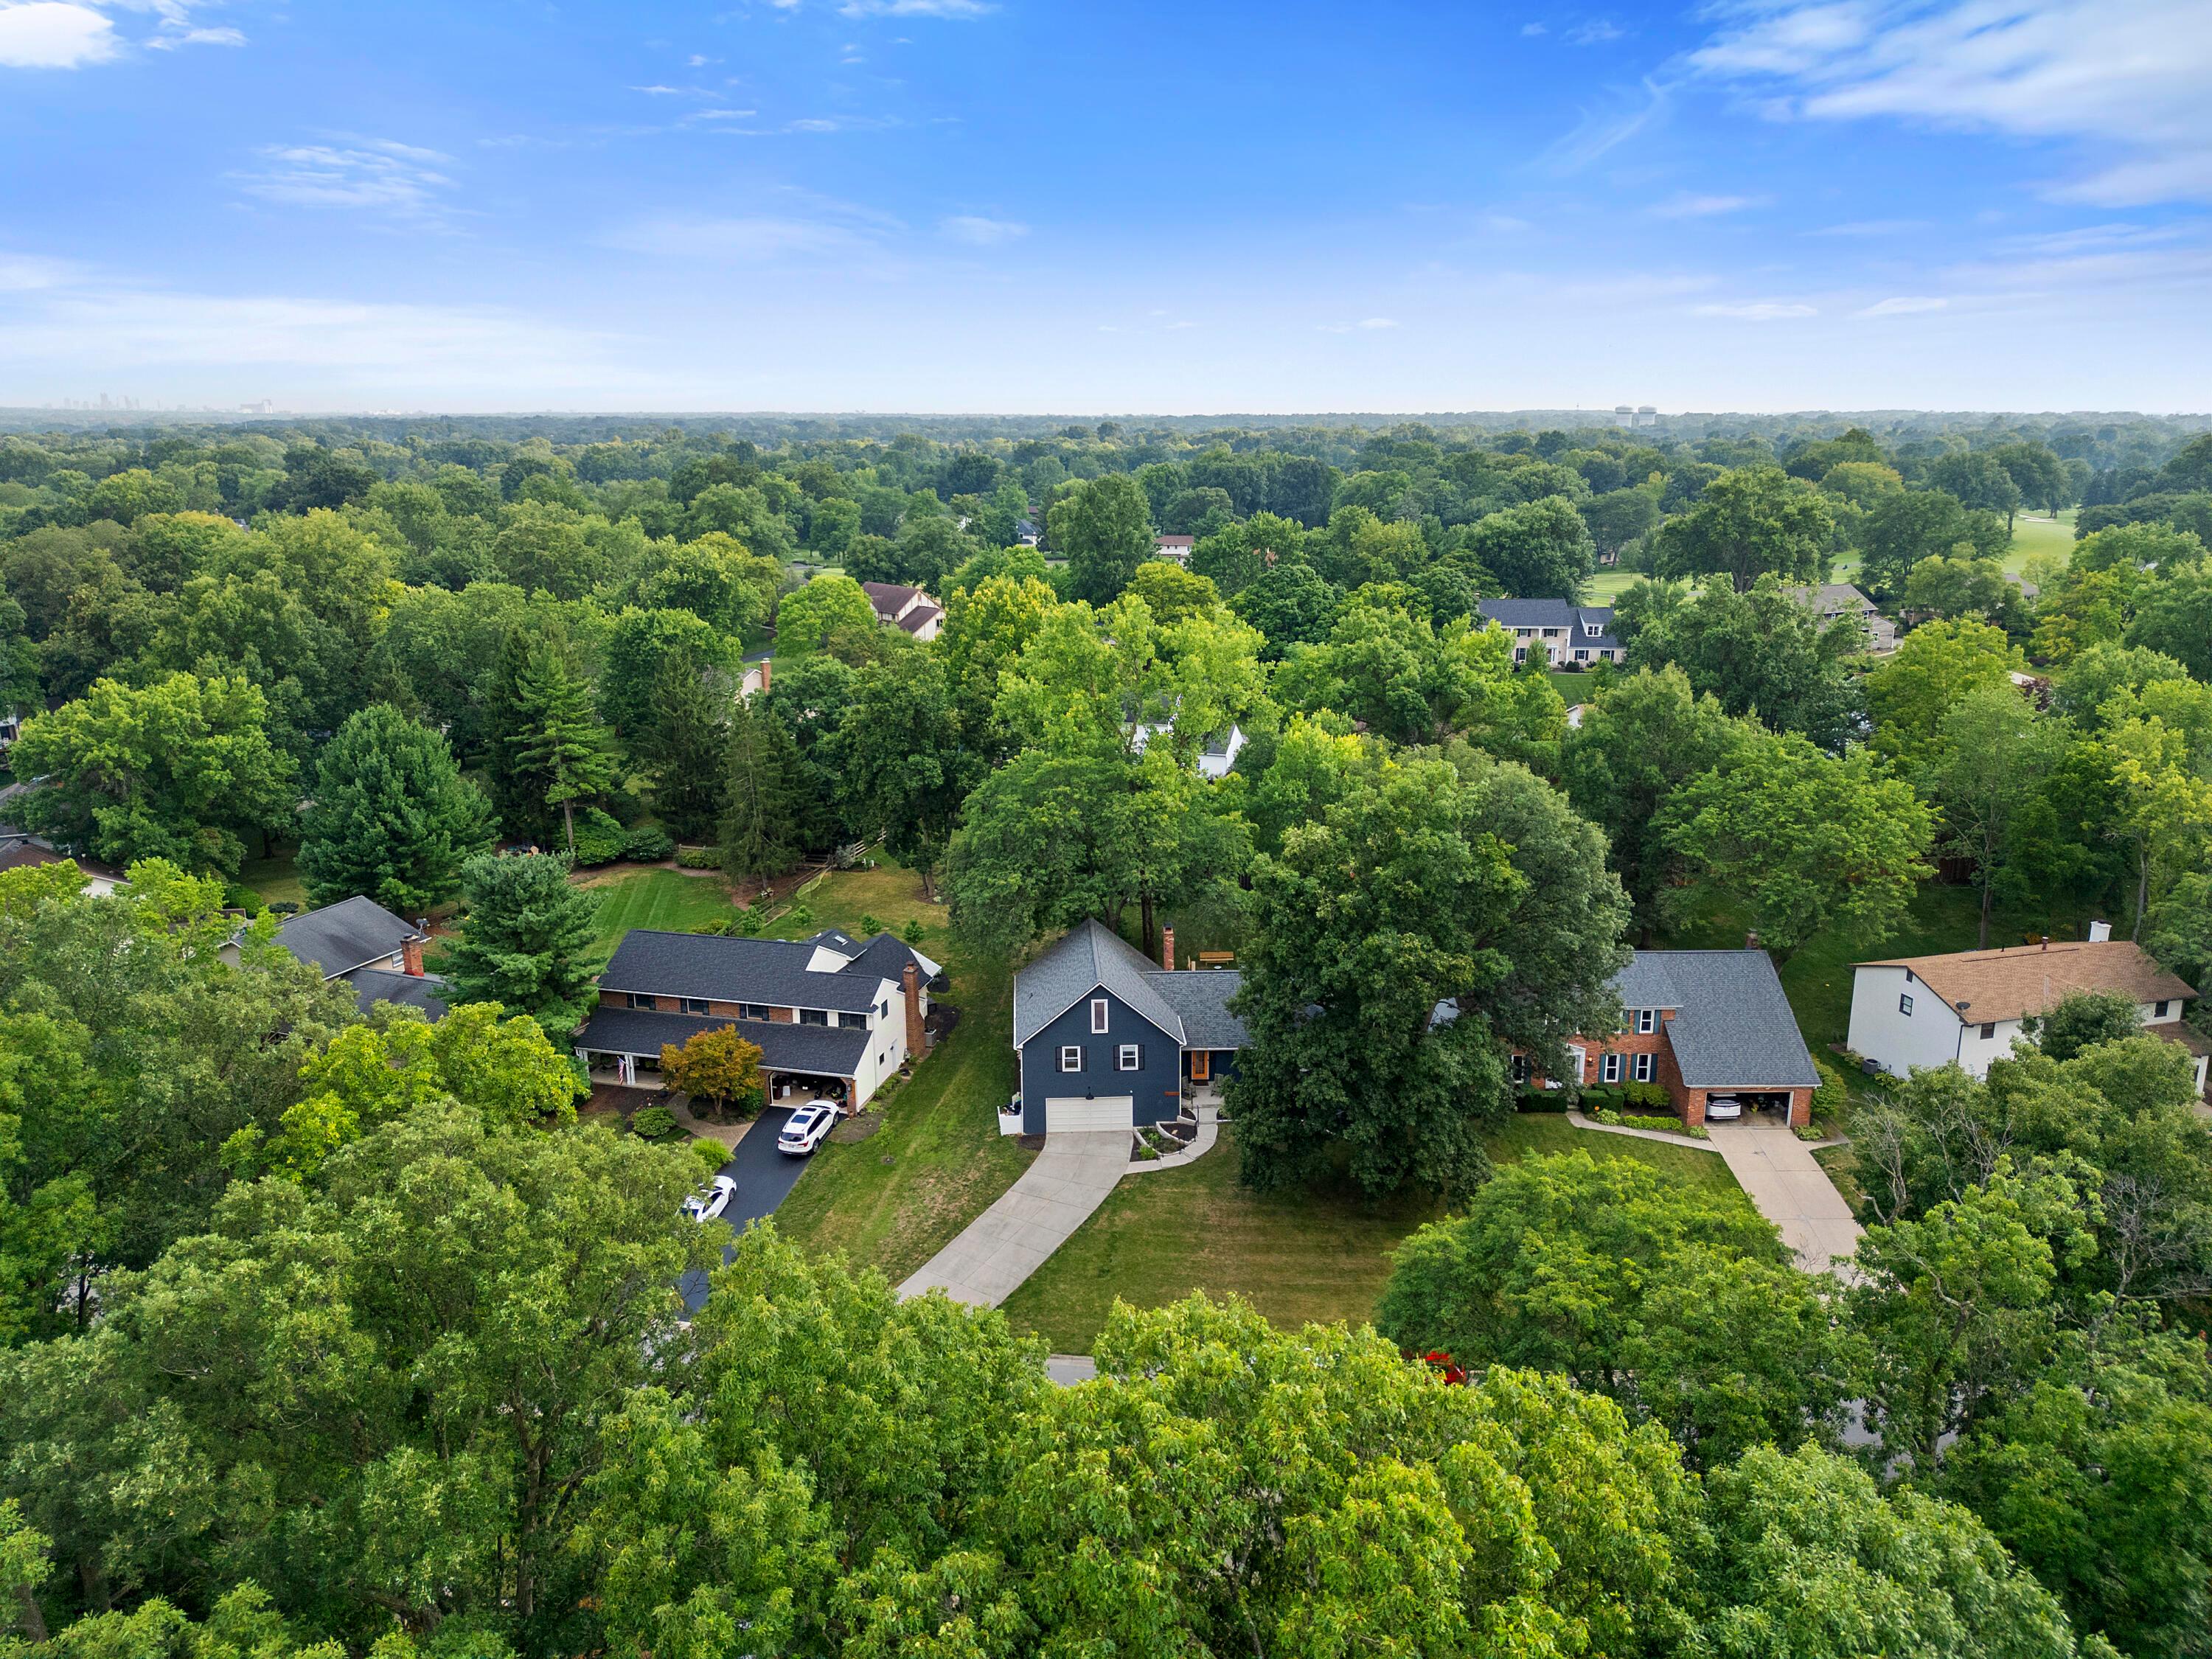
1058, 1046, 1082, 1072
1091, 997, 1110, 1034
1116, 1043, 1141, 1071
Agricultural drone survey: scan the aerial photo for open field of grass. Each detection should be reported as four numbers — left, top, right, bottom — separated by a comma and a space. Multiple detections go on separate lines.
1001, 1112, 1746, 1354
578, 866, 740, 958
765, 863, 1037, 1280
237, 851, 307, 909
2008, 509, 2076, 570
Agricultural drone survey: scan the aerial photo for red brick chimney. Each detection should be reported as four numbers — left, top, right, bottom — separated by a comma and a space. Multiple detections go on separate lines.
401, 933, 426, 977
1161, 925, 1176, 972
759, 657, 772, 694
902, 960, 925, 1057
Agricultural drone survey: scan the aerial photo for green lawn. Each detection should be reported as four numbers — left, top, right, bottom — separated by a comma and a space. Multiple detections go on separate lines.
765, 864, 1037, 1281
580, 866, 741, 958
1585, 567, 1639, 602
1665, 881, 2100, 1057
1000, 1113, 1745, 1354
2008, 509, 2076, 571
237, 852, 307, 909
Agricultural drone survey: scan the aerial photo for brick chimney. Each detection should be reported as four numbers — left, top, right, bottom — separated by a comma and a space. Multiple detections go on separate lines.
902, 959, 925, 1057
759, 657, 771, 694
401, 933, 426, 977
1161, 925, 1176, 972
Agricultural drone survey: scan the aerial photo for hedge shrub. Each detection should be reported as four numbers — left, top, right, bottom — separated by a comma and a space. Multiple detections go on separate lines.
569, 807, 627, 867
675, 845, 720, 870
623, 824, 676, 862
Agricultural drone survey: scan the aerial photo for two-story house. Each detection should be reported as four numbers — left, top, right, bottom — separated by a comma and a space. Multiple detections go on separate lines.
860, 582, 945, 643
574, 926, 941, 1110
1476, 599, 1624, 666
1153, 533, 1195, 565
1009, 919, 1247, 1135
1848, 935, 2206, 1093
1785, 582, 1896, 653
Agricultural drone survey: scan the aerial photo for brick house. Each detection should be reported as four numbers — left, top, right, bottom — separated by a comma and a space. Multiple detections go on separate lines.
1518, 949, 1822, 1127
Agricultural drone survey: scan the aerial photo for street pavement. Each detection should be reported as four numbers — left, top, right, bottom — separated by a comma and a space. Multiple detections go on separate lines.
897, 1130, 1130, 1307
678, 1106, 813, 1311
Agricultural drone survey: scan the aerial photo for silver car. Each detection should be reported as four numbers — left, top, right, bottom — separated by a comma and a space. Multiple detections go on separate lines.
1704, 1096, 1744, 1122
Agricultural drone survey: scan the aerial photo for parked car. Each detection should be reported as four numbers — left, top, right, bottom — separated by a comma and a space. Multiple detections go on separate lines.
778, 1104, 837, 1156
684, 1175, 737, 1222
1704, 1096, 1743, 1121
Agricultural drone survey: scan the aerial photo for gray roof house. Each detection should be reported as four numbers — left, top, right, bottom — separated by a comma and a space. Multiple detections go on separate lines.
1786, 582, 1896, 653
1610, 950, 1820, 1093
223, 894, 448, 1020
1476, 599, 1624, 665
574, 927, 942, 1110
1009, 919, 1248, 1137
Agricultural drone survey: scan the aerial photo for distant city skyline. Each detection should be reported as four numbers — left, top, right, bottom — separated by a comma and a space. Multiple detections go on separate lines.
2, 0, 2209, 413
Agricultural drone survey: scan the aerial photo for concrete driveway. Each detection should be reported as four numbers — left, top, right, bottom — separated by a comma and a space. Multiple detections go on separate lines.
897, 1129, 1129, 1307
1710, 1119, 1863, 1276
678, 1106, 814, 1311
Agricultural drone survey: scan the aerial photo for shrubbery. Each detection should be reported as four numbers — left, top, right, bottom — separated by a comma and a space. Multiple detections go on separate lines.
622, 824, 675, 862
675, 844, 720, 869
629, 1104, 681, 1141
568, 807, 627, 866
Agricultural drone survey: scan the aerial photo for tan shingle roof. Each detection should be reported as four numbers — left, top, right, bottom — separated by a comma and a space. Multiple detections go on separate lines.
1857, 940, 2198, 1026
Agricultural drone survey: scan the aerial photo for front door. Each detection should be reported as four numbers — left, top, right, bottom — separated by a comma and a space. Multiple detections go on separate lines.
1189, 1050, 1211, 1083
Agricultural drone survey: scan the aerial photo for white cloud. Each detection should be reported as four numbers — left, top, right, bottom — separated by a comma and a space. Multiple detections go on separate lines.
603, 212, 883, 262
1542, 77, 1669, 170
939, 214, 1026, 245
835, 0, 989, 15
0, 2, 119, 68
1359, 316, 1398, 328
1318, 316, 1400, 333
1692, 300, 1818, 319
1649, 192, 1761, 218
234, 141, 457, 218
1566, 18, 1624, 44
1856, 295, 1947, 316
0, 252, 74, 289
1688, 0, 2212, 205
1807, 218, 1926, 236
1520, 21, 1545, 36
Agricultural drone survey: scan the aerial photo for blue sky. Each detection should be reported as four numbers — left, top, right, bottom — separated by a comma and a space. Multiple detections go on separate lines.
2, 0, 2209, 413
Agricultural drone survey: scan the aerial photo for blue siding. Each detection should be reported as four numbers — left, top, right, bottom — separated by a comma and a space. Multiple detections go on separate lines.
1018, 986, 1183, 1135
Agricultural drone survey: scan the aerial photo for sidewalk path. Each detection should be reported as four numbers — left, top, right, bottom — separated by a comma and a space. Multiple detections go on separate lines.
897, 1130, 1128, 1307
1710, 1119, 1863, 1276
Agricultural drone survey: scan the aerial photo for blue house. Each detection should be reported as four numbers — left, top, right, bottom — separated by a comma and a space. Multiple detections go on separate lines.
1009, 919, 1247, 1135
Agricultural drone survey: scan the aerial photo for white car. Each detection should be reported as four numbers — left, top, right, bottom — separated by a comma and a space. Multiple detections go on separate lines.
1704, 1096, 1744, 1122
684, 1175, 737, 1222
778, 1104, 837, 1156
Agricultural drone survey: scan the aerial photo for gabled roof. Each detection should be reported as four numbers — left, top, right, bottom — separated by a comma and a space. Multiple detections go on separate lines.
896, 602, 943, 634
1614, 950, 1820, 1091
347, 967, 449, 1020
1856, 940, 2198, 1026
1155, 534, 1195, 548
1013, 919, 1186, 1047
860, 580, 925, 616
1785, 582, 1875, 613
1477, 598, 1614, 629
806, 927, 942, 984
1147, 969, 1246, 1049
274, 896, 425, 979
573, 1005, 871, 1075
600, 930, 897, 1014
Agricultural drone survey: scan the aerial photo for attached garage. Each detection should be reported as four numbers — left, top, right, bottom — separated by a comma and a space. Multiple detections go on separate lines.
1043, 1094, 1134, 1133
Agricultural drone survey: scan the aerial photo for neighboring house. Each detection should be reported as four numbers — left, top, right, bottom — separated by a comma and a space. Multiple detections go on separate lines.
573, 926, 941, 1110
0, 810, 127, 897
1009, 919, 1247, 1136
1506, 949, 1822, 1127
223, 894, 448, 1020
1128, 721, 1247, 781
1476, 599, 1624, 666
860, 581, 944, 643
1786, 582, 1896, 653
739, 650, 772, 700
1848, 936, 2206, 1093
1153, 533, 1195, 565
1015, 518, 1041, 548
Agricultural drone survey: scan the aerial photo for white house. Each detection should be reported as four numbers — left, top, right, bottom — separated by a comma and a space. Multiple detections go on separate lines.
1128, 721, 1246, 781
1847, 934, 2207, 1093
1153, 534, 1195, 566
860, 581, 945, 643
1476, 599, 1624, 666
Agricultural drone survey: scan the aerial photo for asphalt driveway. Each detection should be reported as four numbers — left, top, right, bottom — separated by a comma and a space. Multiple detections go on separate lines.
678, 1106, 813, 1311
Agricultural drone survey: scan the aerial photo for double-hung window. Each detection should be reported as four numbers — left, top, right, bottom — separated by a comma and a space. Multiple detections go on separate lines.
1899, 993, 1914, 1017
1058, 1046, 1082, 1073
1632, 1053, 1655, 1083
1116, 1044, 1141, 1071
1601, 1052, 1622, 1084
1634, 1007, 1657, 1034
1091, 998, 1110, 1034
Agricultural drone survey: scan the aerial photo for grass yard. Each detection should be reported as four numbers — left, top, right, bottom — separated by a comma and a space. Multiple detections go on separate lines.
237, 851, 307, 909
2008, 509, 2076, 571
765, 864, 1037, 1281
578, 866, 742, 958
1665, 881, 2101, 1057
1585, 567, 1638, 602
1000, 1113, 1746, 1354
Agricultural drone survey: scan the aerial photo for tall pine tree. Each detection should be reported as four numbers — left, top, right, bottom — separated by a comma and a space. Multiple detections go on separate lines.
509, 637, 616, 856
299, 703, 495, 913
636, 647, 729, 842
441, 851, 602, 1038
720, 694, 802, 888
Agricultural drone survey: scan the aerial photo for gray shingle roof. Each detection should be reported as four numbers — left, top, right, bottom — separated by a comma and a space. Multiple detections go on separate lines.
1614, 950, 1819, 1090
600, 931, 897, 1015
275, 896, 423, 979
1013, 919, 1187, 1047
346, 968, 449, 1021
573, 1006, 872, 1075
1476, 599, 1621, 653
1147, 970, 1247, 1049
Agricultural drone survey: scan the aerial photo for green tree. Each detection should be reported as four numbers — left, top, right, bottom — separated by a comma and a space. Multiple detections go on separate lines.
1049, 473, 1154, 604
1464, 495, 1596, 599
1867, 616, 2023, 770
1859, 488, 2010, 594
298, 705, 494, 914
1904, 553, 2025, 625
1660, 729, 1935, 959
832, 652, 975, 898
11, 673, 297, 878
1652, 464, 1833, 592
1228, 560, 1338, 659
1626, 576, 1863, 747
508, 639, 616, 855
439, 852, 602, 1036
633, 647, 728, 842
1929, 684, 2066, 947
720, 694, 804, 886
1229, 748, 1628, 1197
773, 573, 877, 655
2031, 990, 2146, 1062
2126, 565, 2212, 681
1929, 451, 2026, 532
660, 1026, 764, 1119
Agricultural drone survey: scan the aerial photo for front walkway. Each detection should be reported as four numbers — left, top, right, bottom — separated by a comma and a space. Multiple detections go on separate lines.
1709, 1119, 1863, 1276
897, 1130, 1129, 1307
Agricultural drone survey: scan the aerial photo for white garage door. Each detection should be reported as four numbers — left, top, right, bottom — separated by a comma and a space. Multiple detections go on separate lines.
1044, 1095, 1134, 1133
